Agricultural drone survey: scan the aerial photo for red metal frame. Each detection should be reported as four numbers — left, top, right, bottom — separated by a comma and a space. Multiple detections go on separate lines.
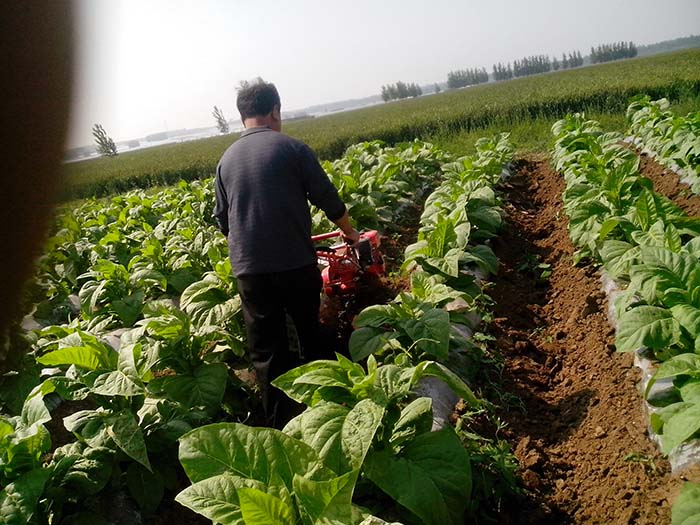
312, 230, 384, 296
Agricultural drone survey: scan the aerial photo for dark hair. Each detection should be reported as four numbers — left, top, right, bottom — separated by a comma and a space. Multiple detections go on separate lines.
236, 79, 281, 119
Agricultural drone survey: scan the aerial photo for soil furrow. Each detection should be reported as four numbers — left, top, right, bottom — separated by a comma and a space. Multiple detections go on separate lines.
489, 155, 697, 525
635, 152, 700, 217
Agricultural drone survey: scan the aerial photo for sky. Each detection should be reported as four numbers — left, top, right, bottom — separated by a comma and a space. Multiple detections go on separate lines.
68, 0, 700, 148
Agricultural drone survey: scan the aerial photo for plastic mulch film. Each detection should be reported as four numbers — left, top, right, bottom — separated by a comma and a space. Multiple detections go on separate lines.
624, 136, 698, 191
599, 269, 700, 472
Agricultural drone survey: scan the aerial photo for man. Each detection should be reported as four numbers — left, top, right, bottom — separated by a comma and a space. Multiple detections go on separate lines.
213, 79, 359, 421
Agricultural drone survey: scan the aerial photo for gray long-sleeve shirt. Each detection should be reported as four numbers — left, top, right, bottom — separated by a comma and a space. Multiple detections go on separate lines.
213, 126, 345, 276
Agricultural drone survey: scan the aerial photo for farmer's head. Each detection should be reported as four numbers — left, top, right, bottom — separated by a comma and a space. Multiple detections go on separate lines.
237, 78, 281, 131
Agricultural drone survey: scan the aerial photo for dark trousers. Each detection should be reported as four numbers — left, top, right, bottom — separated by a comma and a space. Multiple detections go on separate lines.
236, 264, 322, 417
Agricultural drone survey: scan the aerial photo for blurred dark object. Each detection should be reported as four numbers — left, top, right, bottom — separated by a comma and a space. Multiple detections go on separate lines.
0, 2, 73, 368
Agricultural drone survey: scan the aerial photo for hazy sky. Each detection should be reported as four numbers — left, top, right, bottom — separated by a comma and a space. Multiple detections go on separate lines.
68, 0, 700, 148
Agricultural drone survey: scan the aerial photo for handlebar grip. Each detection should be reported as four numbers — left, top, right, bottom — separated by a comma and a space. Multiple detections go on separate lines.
311, 231, 343, 242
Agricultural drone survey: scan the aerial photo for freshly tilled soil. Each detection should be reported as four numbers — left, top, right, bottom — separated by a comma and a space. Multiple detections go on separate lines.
488, 155, 700, 524
636, 152, 700, 217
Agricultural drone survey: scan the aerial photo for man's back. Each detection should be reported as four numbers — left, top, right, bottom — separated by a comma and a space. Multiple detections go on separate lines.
214, 127, 345, 276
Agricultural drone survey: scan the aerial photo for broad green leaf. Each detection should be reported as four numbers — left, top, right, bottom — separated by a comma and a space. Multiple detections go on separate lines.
0, 468, 50, 525
630, 247, 700, 307
599, 218, 621, 240
425, 218, 458, 257
293, 470, 358, 525
129, 268, 167, 292
646, 354, 700, 398
425, 249, 462, 277
680, 381, 700, 404
36, 344, 116, 371
600, 240, 640, 279
402, 309, 450, 360
652, 402, 693, 434
375, 364, 414, 400
107, 410, 151, 470
2, 425, 50, 473
365, 428, 472, 525
409, 273, 466, 306
181, 277, 241, 327
661, 403, 700, 454
58, 445, 114, 496
666, 224, 683, 252
390, 397, 433, 448
0, 419, 14, 441
673, 482, 700, 525
20, 393, 51, 429
237, 487, 296, 525
284, 397, 385, 477
175, 474, 256, 525
466, 206, 502, 239
126, 462, 164, 515
91, 370, 144, 397
349, 327, 397, 362
272, 361, 350, 405
293, 367, 354, 391
461, 244, 499, 275
616, 306, 680, 353
340, 399, 385, 470
287, 402, 350, 474
150, 363, 227, 414
63, 410, 110, 448
178, 423, 326, 486
632, 221, 670, 249
635, 190, 658, 231
671, 305, 700, 339
351, 304, 397, 328
112, 290, 144, 327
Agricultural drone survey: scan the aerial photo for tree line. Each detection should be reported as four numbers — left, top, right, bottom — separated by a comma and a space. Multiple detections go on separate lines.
590, 41, 638, 63
381, 81, 423, 102
554, 50, 584, 70
446, 68, 489, 89
492, 50, 584, 80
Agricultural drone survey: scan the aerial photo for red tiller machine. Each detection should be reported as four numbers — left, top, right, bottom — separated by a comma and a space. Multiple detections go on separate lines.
311, 230, 385, 296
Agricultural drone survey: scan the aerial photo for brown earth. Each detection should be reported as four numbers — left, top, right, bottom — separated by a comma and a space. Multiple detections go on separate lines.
636, 152, 700, 217
488, 155, 700, 524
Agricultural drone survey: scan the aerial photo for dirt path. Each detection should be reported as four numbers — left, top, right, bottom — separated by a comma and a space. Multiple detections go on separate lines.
636, 152, 700, 217
487, 155, 699, 524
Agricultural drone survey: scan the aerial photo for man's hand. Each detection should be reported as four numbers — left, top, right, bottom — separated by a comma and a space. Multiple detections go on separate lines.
332, 210, 360, 245
342, 228, 361, 246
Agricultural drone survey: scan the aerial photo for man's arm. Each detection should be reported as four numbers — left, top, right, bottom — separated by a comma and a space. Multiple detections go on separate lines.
333, 210, 360, 244
297, 144, 359, 242
213, 165, 229, 236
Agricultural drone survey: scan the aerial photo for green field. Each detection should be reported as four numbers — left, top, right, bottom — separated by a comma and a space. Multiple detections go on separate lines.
62, 49, 700, 199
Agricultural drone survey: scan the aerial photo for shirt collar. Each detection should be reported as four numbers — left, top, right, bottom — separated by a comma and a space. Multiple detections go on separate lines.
240, 126, 272, 137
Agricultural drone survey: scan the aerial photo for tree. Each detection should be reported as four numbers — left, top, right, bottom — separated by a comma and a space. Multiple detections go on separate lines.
212, 105, 229, 134
434, 83, 441, 94
381, 81, 422, 101
92, 123, 117, 157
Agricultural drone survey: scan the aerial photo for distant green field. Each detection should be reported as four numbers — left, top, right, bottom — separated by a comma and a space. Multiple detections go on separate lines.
62, 49, 700, 199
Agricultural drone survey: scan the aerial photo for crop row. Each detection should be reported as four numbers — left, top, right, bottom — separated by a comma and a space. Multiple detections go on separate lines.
627, 96, 700, 194
551, 114, 700, 522
1, 140, 448, 523
175, 132, 516, 525
62, 49, 700, 200
2, 136, 515, 524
